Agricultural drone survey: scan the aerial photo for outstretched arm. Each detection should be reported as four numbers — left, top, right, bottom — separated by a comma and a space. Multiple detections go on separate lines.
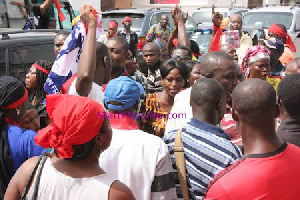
172, 5, 191, 48
209, 4, 223, 52
75, 5, 97, 97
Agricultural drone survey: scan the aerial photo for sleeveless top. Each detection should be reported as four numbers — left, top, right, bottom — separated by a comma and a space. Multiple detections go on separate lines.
26, 158, 116, 200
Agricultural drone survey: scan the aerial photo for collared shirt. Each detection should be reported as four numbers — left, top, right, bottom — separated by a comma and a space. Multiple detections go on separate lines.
164, 118, 242, 199
147, 61, 163, 94
277, 119, 300, 147
146, 23, 171, 61
100, 114, 177, 200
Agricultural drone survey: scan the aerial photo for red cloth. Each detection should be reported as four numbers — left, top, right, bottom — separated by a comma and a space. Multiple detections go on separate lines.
4, 88, 28, 109
34, 94, 105, 158
108, 21, 118, 29
53, 0, 66, 22
209, 26, 222, 52
33, 63, 50, 74
60, 73, 77, 94
205, 143, 300, 199
269, 23, 296, 52
122, 17, 132, 24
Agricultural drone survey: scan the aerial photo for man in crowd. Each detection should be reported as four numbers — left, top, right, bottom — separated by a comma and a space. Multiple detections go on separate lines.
54, 31, 69, 57
146, 14, 171, 61
165, 52, 239, 140
220, 44, 238, 61
264, 37, 285, 76
171, 46, 193, 62
277, 73, 300, 147
164, 78, 242, 199
284, 57, 300, 76
61, 8, 111, 106
105, 37, 129, 80
118, 17, 138, 59
268, 23, 296, 66
100, 76, 177, 200
142, 42, 163, 94
205, 79, 300, 199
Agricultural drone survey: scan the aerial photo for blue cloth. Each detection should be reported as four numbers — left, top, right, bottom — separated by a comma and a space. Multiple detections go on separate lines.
271, 61, 285, 77
104, 76, 144, 110
163, 118, 242, 199
7, 126, 45, 172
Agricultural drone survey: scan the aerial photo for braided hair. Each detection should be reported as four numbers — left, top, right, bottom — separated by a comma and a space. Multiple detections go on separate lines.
34, 60, 54, 105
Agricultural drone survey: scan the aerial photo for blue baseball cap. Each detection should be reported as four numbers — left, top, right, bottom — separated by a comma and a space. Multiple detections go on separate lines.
104, 76, 144, 110
264, 37, 284, 54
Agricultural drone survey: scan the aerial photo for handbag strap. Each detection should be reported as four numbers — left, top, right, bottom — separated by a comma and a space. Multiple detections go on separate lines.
174, 128, 189, 200
20, 153, 48, 200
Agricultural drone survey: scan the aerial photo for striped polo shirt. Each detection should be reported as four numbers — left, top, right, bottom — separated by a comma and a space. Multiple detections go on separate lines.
163, 118, 242, 199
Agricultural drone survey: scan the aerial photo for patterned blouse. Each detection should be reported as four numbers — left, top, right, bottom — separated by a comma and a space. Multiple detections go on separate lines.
146, 23, 171, 61
140, 93, 169, 138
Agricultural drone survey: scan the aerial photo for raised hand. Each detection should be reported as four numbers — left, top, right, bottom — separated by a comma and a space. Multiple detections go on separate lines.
79, 5, 97, 27
212, 4, 223, 28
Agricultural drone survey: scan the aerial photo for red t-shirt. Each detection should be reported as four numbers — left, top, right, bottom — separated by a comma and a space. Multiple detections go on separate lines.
205, 143, 300, 199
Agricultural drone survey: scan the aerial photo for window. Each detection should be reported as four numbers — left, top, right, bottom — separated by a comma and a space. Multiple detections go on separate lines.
8, 43, 55, 83
0, 48, 6, 76
295, 11, 300, 31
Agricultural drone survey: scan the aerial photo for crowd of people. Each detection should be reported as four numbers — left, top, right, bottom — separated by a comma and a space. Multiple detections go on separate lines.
1, 4, 300, 200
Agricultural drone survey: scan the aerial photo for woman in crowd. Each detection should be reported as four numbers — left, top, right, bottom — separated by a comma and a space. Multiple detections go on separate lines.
4, 94, 134, 200
242, 45, 271, 80
140, 59, 189, 137
185, 60, 201, 88
0, 76, 45, 199
97, 20, 118, 44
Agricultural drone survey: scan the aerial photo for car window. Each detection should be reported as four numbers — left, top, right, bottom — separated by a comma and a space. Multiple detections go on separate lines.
102, 13, 145, 33
0, 48, 6, 76
243, 12, 293, 29
191, 29, 212, 54
186, 16, 198, 32
8, 43, 55, 83
192, 11, 227, 24
150, 12, 160, 26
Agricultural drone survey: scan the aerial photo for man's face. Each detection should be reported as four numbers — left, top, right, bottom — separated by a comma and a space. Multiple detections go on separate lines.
230, 15, 242, 31
160, 15, 169, 28
54, 34, 68, 56
125, 51, 137, 76
107, 25, 117, 38
142, 48, 160, 68
171, 49, 191, 62
225, 46, 238, 61
285, 61, 300, 76
123, 20, 132, 29
106, 40, 127, 70
213, 60, 239, 103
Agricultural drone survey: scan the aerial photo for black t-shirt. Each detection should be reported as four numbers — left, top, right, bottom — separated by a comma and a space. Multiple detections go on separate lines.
118, 31, 138, 58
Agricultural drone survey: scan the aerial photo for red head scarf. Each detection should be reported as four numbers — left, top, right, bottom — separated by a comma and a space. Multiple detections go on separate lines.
108, 21, 118, 29
34, 94, 105, 158
269, 23, 296, 52
122, 17, 132, 24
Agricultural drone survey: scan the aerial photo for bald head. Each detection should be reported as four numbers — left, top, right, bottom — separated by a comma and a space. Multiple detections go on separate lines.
220, 44, 238, 61
232, 79, 276, 120
285, 57, 300, 75
143, 42, 160, 54
200, 52, 234, 76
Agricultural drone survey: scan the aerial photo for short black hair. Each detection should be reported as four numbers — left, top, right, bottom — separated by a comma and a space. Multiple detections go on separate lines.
277, 24, 287, 33
278, 73, 300, 119
200, 52, 234, 76
160, 59, 189, 80
232, 79, 276, 120
191, 78, 225, 107
96, 41, 110, 68
185, 60, 199, 72
172, 45, 193, 59
108, 36, 129, 53
55, 30, 70, 38
190, 40, 200, 55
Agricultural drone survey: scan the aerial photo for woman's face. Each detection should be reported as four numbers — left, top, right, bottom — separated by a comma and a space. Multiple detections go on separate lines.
107, 25, 117, 38
189, 63, 201, 87
20, 108, 41, 132
25, 66, 37, 90
162, 68, 185, 98
249, 58, 271, 80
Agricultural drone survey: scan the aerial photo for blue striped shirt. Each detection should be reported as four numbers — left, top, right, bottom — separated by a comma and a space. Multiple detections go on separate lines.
163, 118, 242, 199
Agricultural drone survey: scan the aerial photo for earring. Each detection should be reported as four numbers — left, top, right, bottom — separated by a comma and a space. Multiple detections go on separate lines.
16, 109, 20, 116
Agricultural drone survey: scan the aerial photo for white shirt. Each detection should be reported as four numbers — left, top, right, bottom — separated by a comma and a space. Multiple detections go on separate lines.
164, 87, 192, 136
68, 78, 104, 106
97, 34, 108, 44
100, 128, 177, 200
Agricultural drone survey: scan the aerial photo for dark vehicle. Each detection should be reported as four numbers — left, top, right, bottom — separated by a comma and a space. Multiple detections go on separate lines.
0, 0, 76, 30
0, 29, 59, 83
101, 8, 198, 57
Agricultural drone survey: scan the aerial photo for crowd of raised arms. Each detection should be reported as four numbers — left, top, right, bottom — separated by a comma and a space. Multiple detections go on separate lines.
1, 4, 300, 200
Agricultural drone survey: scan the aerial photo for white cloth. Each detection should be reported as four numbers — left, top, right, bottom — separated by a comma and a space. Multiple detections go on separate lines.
97, 34, 108, 44
99, 128, 177, 200
68, 78, 104, 106
26, 158, 115, 200
164, 88, 192, 136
